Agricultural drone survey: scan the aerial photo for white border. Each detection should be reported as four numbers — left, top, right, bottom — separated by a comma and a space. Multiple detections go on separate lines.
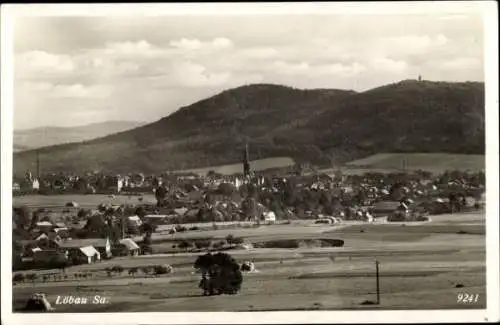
1, 2, 498, 324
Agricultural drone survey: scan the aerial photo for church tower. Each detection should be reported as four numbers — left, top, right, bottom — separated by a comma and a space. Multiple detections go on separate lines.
243, 142, 251, 178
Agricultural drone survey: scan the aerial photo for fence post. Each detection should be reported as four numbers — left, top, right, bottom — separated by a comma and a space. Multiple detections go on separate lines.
375, 260, 380, 305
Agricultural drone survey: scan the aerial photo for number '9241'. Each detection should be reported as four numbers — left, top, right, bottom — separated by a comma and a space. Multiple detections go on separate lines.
457, 293, 480, 304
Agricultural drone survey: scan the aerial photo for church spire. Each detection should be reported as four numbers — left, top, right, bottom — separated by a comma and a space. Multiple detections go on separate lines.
243, 141, 250, 178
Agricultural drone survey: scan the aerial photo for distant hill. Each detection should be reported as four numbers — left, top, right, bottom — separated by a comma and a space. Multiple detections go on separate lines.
13, 121, 144, 152
13, 80, 484, 176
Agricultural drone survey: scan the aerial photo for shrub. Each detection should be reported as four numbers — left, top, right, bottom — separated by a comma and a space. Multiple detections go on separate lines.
195, 240, 211, 250
13, 273, 25, 283
128, 267, 138, 277
175, 225, 187, 232
141, 267, 151, 275
178, 240, 193, 251
153, 264, 173, 276
212, 240, 226, 250
225, 234, 235, 245
112, 265, 124, 274
232, 237, 244, 245
189, 226, 200, 231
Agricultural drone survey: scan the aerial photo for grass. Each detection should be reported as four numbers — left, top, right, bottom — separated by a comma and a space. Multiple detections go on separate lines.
344, 153, 485, 174
13, 194, 157, 209
12, 211, 486, 312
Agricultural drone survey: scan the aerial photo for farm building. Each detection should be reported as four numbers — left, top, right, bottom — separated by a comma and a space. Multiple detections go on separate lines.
262, 211, 276, 223
65, 201, 79, 208
127, 215, 143, 227
33, 249, 68, 265
59, 238, 112, 259
119, 238, 140, 256
66, 246, 101, 264
35, 221, 54, 233
143, 214, 168, 224
371, 201, 406, 218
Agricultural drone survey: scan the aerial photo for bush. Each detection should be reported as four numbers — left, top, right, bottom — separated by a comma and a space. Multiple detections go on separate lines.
112, 265, 124, 274
225, 234, 235, 245
178, 240, 193, 251
232, 237, 244, 245
141, 266, 152, 275
13, 273, 25, 283
128, 267, 139, 276
195, 240, 212, 250
212, 240, 226, 250
153, 264, 173, 276
189, 226, 200, 231
175, 225, 187, 232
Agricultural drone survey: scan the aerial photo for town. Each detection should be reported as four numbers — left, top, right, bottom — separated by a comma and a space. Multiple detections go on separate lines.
12, 146, 485, 285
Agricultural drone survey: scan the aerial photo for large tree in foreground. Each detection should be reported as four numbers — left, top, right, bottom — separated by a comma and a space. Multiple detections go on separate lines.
194, 252, 243, 296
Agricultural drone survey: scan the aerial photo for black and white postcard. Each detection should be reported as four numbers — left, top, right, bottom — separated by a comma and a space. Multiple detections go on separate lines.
1, 2, 498, 324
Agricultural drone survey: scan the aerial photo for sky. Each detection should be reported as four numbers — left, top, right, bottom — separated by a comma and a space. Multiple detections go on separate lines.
12, 7, 485, 130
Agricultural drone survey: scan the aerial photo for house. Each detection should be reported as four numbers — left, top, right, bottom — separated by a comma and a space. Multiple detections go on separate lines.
143, 214, 167, 225
370, 201, 402, 218
60, 238, 112, 259
33, 249, 68, 265
262, 211, 276, 224
65, 201, 79, 208
128, 215, 143, 227
119, 238, 140, 256
35, 221, 54, 233
64, 246, 100, 264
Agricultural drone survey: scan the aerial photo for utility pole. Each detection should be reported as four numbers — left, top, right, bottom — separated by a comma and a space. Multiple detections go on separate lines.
375, 260, 381, 305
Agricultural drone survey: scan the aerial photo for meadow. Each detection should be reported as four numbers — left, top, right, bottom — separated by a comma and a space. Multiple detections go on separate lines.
173, 156, 296, 176
12, 212, 486, 312
344, 153, 485, 174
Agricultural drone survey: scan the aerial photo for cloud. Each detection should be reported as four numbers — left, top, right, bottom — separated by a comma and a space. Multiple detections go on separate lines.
441, 57, 482, 70
172, 61, 231, 88
22, 81, 113, 99
12, 14, 484, 129
16, 50, 75, 76
169, 37, 233, 51
371, 57, 408, 74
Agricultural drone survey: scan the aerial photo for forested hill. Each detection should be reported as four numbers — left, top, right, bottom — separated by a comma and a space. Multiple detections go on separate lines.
13, 80, 484, 175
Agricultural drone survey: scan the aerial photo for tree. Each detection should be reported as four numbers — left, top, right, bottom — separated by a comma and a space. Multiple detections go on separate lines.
128, 267, 138, 277
141, 266, 151, 276
26, 273, 38, 283
225, 234, 235, 246
135, 206, 146, 219
217, 183, 236, 197
194, 252, 243, 296
13, 206, 31, 229
232, 237, 244, 245
153, 264, 173, 276
13, 273, 25, 283
195, 240, 211, 250
178, 240, 192, 252
112, 265, 124, 275
77, 208, 90, 219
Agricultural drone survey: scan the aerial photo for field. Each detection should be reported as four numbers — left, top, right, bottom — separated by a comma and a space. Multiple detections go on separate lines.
174, 157, 296, 176
12, 209, 486, 312
13, 194, 157, 210
343, 153, 485, 174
